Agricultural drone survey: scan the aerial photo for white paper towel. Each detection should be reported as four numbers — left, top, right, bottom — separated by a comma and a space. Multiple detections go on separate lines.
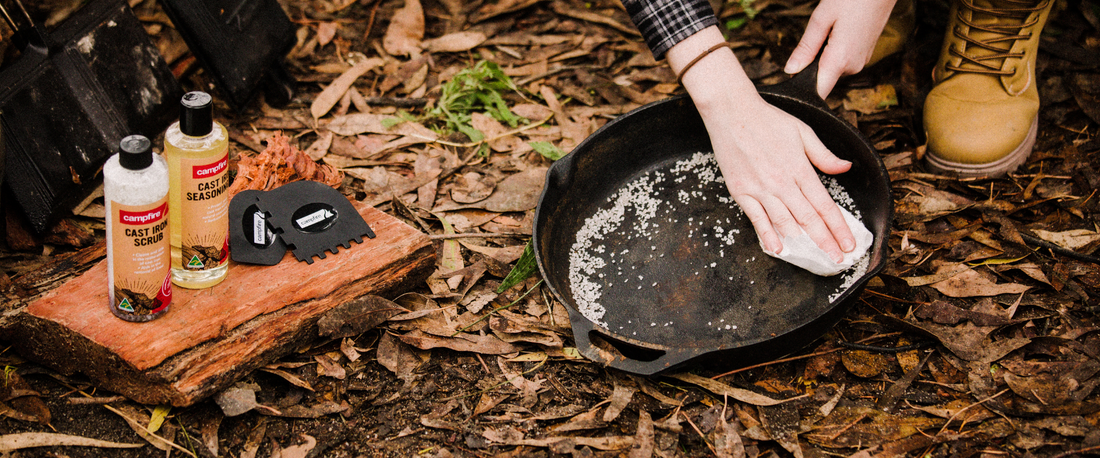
760, 207, 873, 276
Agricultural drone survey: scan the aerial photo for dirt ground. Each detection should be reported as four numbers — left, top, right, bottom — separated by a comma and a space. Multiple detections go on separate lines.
3, 0, 1100, 456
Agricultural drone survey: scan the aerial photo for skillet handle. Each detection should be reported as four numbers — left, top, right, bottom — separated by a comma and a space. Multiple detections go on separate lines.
759, 56, 829, 112
571, 316, 697, 375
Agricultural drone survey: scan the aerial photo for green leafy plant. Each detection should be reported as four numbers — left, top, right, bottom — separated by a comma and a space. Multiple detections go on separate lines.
725, 0, 759, 29
429, 60, 524, 142
381, 110, 418, 129
529, 141, 565, 161
497, 241, 538, 293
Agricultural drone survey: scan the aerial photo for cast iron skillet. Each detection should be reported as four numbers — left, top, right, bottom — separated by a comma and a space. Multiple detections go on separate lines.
533, 63, 893, 375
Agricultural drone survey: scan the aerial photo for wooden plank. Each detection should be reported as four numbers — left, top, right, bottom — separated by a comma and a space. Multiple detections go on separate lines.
4, 202, 435, 406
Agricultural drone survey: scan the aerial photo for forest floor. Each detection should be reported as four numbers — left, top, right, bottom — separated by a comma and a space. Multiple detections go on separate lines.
2, 0, 1100, 456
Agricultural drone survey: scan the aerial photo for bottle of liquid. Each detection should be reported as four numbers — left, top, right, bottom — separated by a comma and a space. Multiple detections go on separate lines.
164, 91, 230, 288
104, 135, 172, 321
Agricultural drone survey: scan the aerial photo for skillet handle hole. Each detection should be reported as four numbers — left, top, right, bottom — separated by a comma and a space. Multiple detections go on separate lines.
588, 331, 665, 363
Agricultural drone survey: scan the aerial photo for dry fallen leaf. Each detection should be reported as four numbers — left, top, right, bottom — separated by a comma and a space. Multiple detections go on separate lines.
382, 0, 424, 57
552, 407, 606, 432
842, 84, 898, 114
377, 332, 423, 380
271, 434, 317, 458
214, 384, 277, 417
929, 265, 1031, 297
108, 404, 185, 454
602, 380, 636, 423
482, 427, 633, 451
324, 113, 438, 141
1032, 229, 1100, 251
314, 354, 347, 379
629, 410, 655, 458
269, 401, 349, 418
316, 22, 338, 47
669, 374, 788, 406
304, 131, 334, 161
450, 171, 497, 204
310, 58, 384, 119
317, 295, 407, 338
423, 31, 488, 53
0, 433, 142, 453
470, 0, 542, 23
399, 329, 521, 355
435, 167, 547, 212
0, 370, 50, 427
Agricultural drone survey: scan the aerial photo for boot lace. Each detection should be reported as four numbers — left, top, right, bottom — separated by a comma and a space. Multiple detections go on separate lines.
947, 0, 1050, 75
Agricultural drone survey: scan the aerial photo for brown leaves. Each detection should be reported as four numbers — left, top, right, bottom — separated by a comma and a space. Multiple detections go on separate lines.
0, 370, 50, 426
382, 0, 424, 57
422, 31, 488, 53
435, 167, 547, 212
310, 58, 384, 119
12, 1, 1100, 457
398, 329, 521, 355
317, 295, 407, 338
668, 373, 790, 407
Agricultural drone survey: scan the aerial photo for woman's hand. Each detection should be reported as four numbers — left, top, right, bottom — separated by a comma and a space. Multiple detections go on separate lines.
669, 27, 857, 261
784, 0, 897, 98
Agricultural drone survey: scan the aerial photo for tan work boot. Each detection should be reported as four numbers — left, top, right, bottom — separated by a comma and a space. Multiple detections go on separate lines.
923, 0, 1055, 177
867, 0, 917, 67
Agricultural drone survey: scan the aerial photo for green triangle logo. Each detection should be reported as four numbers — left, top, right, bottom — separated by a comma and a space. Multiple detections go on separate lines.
187, 255, 205, 269
118, 298, 134, 312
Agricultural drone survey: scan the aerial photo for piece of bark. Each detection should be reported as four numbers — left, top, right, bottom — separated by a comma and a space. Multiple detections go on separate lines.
7, 240, 106, 301
44, 219, 96, 248
3, 203, 434, 406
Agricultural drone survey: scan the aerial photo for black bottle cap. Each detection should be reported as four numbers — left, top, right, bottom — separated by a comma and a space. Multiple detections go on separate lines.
179, 91, 214, 137
119, 135, 153, 170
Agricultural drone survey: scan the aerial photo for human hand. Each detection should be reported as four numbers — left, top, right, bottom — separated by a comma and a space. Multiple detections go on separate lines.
703, 94, 857, 261
670, 27, 857, 261
784, 0, 897, 98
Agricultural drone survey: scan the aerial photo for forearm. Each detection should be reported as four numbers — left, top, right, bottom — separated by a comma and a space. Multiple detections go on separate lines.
667, 26, 770, 141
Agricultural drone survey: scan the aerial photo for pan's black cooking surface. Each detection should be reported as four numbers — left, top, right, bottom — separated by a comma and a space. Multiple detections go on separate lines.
534, 63, 893, 374
565, 151, 868, 349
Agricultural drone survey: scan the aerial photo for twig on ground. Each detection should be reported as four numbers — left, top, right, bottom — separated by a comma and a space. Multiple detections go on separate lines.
66, 396, 126, 405
679, 411, 719, 457
712, 347, 843, 379
428, 232, 529, 240
936, 388, 1010, 436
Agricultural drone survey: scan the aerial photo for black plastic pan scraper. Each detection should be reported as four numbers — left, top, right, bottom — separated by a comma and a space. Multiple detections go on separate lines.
229, 181, 376, 265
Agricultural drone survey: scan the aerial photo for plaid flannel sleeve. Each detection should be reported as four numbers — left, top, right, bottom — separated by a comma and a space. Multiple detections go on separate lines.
621, 0, 718, 60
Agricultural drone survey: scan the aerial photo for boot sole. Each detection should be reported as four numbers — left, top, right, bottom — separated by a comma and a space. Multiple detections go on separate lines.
924, 116, 1038, 178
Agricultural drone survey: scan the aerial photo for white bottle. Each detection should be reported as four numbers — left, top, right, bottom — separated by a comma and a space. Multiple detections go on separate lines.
104, 135, 172, 322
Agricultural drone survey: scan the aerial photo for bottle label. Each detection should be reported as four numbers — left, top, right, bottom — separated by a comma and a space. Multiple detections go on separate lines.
111, 199, 172, 316
177, 151, 231, 271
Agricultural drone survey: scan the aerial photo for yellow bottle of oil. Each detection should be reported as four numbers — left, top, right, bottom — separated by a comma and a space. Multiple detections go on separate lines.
164, 92, 230, 288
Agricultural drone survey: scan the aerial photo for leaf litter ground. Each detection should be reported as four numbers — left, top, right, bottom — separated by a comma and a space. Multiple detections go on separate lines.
2, 0, 1100, 456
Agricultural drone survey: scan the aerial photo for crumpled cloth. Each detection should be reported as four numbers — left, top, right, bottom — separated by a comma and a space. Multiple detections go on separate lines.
760, 207, 873, 276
